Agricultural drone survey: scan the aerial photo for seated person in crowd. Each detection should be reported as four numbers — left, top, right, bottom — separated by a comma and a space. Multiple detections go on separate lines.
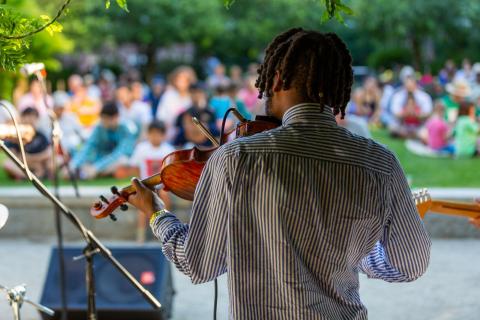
129, 121, 174, 242
347, 87, 371, 119
174, 83, 219, 148
67, 75, 101, 132
71, 102, 137, 180
453, 101, 479, 158
52, 91, 85, 155
206, 63, 230, 90
116, 85, 152, 136
227, 83, 251, 120
3, 107, 52, 179
156, 66, 196, 141
238, 75, 263, 116
423, 100, 452, 153
390, 76, 432, 138
335, 113, 371, 139
442, 79, 473, 123
209, 84, 233, 130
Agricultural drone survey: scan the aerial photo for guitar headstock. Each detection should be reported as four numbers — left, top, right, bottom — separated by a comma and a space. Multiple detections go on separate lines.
412, 188, 432, 219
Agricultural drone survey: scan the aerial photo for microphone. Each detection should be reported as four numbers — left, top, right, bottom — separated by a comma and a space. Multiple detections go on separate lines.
20, 63, 46, 77
0, 124, 35, 143
0, 204, 9, 230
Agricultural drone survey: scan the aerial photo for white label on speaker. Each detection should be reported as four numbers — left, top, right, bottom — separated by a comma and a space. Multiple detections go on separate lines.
0, 204, 9, 230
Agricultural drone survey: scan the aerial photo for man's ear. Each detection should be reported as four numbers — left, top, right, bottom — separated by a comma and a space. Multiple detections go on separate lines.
272, 70, 283, 92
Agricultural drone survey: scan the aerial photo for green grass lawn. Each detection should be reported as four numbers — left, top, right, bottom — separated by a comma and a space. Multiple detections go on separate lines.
0, 152, 130, 188
371, 129, 480, 188
0, 129, 478, 188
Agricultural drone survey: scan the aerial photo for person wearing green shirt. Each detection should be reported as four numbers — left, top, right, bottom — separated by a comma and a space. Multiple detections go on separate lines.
453, 102, 479, 158
442, 79, 472, 123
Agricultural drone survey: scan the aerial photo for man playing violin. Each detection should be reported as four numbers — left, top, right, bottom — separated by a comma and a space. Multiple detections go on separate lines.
128, 28, 431, 319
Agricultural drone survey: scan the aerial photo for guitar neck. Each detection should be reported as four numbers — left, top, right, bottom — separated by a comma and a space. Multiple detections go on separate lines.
429, 200, 480, 219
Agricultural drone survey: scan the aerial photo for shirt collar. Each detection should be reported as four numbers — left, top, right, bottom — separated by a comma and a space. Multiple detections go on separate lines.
282, 103, 336, 126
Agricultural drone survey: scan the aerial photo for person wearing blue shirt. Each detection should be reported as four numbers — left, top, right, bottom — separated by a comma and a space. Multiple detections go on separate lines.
71, 102, 137, 180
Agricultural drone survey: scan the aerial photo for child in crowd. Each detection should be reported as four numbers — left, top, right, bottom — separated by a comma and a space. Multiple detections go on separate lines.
424, 100, 452, 152
174, 83, 219, 148
394, 92, 423, 138
71, 102, 137, 179
129, 121, 175, 242
227, 83, 251, 120
453, 101, 479, 158
209, 84, 233, 130
3, 108, 52, 179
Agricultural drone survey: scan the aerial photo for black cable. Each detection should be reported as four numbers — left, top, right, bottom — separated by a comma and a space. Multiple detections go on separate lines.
219, 107, 238, 145
213, 278, 218, 320
213, 107, 239, 320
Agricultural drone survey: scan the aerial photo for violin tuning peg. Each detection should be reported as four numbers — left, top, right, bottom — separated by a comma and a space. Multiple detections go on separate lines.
109, 214, 117, 221
111, 186, 119, 195
99, 195, 109, 204
120, 204, 128, 211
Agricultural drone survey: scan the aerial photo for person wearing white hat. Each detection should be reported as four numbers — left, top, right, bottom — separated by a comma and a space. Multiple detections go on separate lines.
469, 63, 480, 105
441, 79, 472, 123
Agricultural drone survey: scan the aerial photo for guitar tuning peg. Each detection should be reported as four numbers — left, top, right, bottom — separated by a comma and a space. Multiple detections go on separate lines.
109, 214, 117, 221
120, 204, 128, 211
99, 195, 109, 204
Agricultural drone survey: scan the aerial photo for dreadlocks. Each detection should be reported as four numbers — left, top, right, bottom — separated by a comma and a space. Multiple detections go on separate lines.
255, 28, 354, 118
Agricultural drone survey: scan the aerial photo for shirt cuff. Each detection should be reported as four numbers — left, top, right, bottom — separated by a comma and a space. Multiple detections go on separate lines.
149, 209, 182, 243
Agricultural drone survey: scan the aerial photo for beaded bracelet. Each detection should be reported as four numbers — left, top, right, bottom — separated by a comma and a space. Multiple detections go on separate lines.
149, 208, 167, 225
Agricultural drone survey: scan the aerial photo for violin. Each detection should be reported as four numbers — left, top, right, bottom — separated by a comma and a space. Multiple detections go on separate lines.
90, 114, 281, 220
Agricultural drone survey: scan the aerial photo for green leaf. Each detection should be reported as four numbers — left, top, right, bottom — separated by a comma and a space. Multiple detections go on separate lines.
105, 0, 111, 9
39, 15, 50, 22
336, 3, 354, 16
116, 0, 129, 12
45, 21, 63, 36
321, 10, 330, 23
224, 0, 235, 9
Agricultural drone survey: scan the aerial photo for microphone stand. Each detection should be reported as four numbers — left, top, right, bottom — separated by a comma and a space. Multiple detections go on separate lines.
0, 140, 162, 320
0, 283, 55, 320
35, 70, 71, 320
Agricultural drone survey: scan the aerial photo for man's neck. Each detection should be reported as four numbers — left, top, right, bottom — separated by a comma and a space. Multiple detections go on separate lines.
277, 99, 316, 119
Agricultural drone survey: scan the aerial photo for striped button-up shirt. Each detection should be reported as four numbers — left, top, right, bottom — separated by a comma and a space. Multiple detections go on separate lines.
151, 103, 431, 319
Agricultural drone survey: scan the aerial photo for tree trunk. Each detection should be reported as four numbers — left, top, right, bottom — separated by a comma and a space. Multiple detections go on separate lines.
144, 44, 157, 84
411, 35, 422, 71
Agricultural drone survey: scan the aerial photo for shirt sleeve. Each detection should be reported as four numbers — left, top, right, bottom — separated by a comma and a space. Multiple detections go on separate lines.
71, 126, 99, 169
358, 153, 431, 282
150, 146, 231, 284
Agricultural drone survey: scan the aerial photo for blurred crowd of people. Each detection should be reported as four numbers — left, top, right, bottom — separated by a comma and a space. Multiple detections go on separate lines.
344, 59, 480, 158
1, 58, 479, 185
1, 58, 479, 241
0, 62, 262, 183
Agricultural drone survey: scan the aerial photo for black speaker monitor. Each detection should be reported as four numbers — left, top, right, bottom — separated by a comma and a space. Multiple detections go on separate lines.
40, 246, 174, 320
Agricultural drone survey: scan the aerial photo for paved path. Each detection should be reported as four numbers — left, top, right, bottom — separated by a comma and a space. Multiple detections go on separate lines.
0, 239, 479, 320
1, 186, 479, 199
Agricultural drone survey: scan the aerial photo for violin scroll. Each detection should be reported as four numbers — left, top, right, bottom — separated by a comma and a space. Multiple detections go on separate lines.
91, 186, 129, 219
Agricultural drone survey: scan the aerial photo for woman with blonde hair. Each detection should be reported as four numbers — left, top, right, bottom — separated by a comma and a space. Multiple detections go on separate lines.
156, 66, 197, 141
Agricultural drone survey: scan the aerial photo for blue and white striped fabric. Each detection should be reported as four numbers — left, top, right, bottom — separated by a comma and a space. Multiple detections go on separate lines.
151, 103, 431, 319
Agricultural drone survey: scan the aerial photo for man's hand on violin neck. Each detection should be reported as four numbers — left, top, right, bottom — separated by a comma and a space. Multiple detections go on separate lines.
128, 178, 165, 215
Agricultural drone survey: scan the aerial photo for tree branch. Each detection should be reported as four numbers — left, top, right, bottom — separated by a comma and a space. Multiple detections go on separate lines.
0, 0, 72, 40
